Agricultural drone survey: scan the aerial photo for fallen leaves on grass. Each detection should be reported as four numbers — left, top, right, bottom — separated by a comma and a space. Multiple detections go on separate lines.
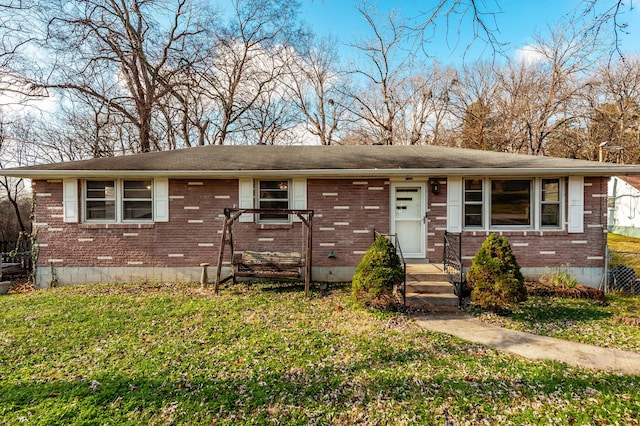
1, 282, 639, 425
614, 315, 640, 327
525, 281, 605, 300
474, 295, 640, 352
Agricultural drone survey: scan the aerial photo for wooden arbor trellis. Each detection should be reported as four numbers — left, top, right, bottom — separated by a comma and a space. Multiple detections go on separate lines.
214, 208, 314, 296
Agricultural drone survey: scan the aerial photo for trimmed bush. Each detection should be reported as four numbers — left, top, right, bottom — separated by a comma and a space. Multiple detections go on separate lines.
352, 235, 403, 307
466, 233, 527, 312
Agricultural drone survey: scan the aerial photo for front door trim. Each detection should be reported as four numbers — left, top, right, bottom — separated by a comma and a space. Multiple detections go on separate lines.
390, 181, 426, 259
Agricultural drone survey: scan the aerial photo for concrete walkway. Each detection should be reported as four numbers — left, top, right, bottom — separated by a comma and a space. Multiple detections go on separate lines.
414, 312, 640, 375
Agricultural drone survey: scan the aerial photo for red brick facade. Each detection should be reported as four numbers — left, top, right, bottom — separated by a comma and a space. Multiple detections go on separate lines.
31, 175, 609, 285
445, 177, 608, 270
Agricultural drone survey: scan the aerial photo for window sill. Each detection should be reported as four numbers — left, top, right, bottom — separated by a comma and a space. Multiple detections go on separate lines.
79, 223, 155, 229
255, 223, 293, 230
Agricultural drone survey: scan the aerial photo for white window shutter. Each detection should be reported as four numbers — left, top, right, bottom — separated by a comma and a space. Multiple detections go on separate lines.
63, 178, 79, 223
238, 178, 254, 222
568, 176, 584, 233
446, 177, 463, 233
154, 178, 169, 222
291, 178, 307, 222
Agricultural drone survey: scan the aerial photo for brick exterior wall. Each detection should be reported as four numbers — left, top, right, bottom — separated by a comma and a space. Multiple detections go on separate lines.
307, 179, 390, 266
427, 176, 608, 270
32, 179, 238, 269
31, 175, 608, 285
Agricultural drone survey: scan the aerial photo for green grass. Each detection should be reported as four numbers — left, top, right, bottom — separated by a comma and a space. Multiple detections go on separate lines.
473, 295, 640, 353
1, 282, 639, 425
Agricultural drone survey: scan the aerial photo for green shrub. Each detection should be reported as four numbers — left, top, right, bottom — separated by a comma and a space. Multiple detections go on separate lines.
466, 233, 527, 312
352, 235, 403, 307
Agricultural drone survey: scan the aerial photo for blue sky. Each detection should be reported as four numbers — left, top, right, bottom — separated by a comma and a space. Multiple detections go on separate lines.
298, 0, 640, 65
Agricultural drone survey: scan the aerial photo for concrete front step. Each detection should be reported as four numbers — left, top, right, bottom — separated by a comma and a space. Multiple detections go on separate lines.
407, 273, 450, 282
405, 263, 444, 273
406, 292, 460, 307
406, 281, 454, 294
404, 263, 459, 307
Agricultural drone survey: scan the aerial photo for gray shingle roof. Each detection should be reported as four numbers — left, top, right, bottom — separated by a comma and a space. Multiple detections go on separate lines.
4, 145, 640, 178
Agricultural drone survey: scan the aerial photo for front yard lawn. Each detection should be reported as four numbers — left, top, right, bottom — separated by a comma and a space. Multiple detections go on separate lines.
1, 282, 639, 425
473, 295, 640, 353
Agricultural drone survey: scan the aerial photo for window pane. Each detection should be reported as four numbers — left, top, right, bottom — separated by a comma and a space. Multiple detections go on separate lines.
491, 180, 531, 226
86, 200, 115, 220
124, 180, 152, 199
259, 199, 289, 221
464, 204, 483, 227
541, 204, 560, 227
465, 192, 483, 202
260, 199, 288, 209
542, 179, 559, 202
259, 212, 289, 220
258, 180, 289, 221
465, 179, 482, 191
86, 180, 115, 199
86, 180, 115, 221
123, 201, 152, 220
463, 179, 483, 228
260, 180, 288, 191
260, 190, 289, 200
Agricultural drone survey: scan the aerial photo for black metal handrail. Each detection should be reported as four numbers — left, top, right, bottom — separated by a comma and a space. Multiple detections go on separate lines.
373, 230, 407, 305
443, 231, 464, 307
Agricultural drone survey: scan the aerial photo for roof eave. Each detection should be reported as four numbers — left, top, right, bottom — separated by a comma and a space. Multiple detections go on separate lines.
4, 166, 640, 179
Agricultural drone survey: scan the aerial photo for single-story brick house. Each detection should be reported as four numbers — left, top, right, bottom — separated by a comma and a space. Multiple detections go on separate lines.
3, 145, 640, 288
608, 175, 640, 238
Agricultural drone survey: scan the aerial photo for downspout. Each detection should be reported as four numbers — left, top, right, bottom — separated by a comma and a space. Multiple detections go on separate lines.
608, 178, 617, 232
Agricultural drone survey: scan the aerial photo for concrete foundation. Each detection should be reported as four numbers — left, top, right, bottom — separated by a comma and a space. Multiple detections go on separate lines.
35, 265, 605, 289
35, 266, 357, 288
520, 267, 605, 289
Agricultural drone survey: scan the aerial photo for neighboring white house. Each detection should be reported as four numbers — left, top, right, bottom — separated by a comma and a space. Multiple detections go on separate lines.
609, 176, 640, 238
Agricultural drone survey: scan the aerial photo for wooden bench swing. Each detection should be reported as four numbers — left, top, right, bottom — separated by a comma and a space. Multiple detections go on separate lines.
214, 208, 314, 297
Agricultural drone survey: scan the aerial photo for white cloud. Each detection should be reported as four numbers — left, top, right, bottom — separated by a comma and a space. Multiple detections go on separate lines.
514, 44, 546, 65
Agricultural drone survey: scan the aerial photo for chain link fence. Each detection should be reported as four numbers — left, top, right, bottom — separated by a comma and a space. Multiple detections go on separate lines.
607, 249, 640, 294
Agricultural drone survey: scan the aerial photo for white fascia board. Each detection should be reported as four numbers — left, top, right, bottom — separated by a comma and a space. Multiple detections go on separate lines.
3, 167, 640, 179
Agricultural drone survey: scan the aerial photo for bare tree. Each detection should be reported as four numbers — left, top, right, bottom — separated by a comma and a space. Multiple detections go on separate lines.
238, 84, 300, 145
519, 23, 602, 155
451, 62, 501, 149
578, 0, 635, 56
41, 0, 210, 153
344, 2, 418, 145
399, 63, 459, 146
410, 0, 505, 59
460, 21, 603, 155
409, 0, 633, 59
287, 36, 348, 145
198, 0, 304, 145
0, 1, 45, 103
582, 57, 640, 163
0, 114, 29, 235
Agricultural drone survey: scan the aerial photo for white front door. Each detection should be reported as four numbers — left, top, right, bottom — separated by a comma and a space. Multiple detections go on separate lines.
391, 183, 426, 258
